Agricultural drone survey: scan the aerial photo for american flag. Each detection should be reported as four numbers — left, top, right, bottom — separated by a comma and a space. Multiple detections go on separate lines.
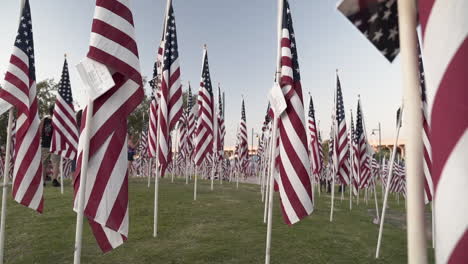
420, 1, 468, 262
186, 83, 196, 159
274, 0, 313, 225
138, 126, 148, 158
338, 0, 399, 62
147, 33, 163, 159
157, 2, 183, 177
0, 0, 43, 212
194, 47, 214, 167
177, 112, 188, 161
333, 74, 350, 186
217, 85, 225, 161
50, 57, 79, 160
237, 100, 248, 173
416, 41, 433, 204
350, 112, 359, 195
355, 99, 371, 189
148, 90, 159, 158
307, 95, 320, 180
73, 0, 144, 252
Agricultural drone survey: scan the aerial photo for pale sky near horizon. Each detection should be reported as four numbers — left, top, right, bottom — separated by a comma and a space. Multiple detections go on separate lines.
0, 0, 407, 148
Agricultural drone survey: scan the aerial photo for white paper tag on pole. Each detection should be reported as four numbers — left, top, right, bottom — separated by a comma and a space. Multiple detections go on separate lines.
268, 82, 287, 116
76, 58, 115, 100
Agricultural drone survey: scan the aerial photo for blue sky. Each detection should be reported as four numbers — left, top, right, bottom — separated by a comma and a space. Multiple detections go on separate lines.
0, 0, 405, 148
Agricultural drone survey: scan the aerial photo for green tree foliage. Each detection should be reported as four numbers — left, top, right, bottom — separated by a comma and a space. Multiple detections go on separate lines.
37, 79, 58, 118
0, 79, 58, 146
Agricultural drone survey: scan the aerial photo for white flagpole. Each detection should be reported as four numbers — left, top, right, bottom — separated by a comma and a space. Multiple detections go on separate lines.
375, 117, 401, 258
330, 169, 336, 222
60, 156, 64, 194
265, 0, 283, 262
185, 160, 189, 184
211, 99, 218, 191
0, 1, 26, 260
153, 164, 160, 237
372, 176, 380, 223
397, 0, 427, 262
265, 116, 279, 264
147, 158, 152, 188
73, 98, 94, 264
193, 167, 198, 200
0, 109, 14, 264
263, 133, 273, 224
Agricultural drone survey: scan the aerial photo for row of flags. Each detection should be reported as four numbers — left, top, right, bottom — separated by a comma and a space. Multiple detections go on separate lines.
0, 0, 465, 263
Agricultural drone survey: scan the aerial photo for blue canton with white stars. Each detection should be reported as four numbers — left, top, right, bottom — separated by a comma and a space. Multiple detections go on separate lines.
356, 101, 364, 141
283, 0, 301, 82
342, 0, 399, 62
58, 59, 73, 104
336, 76, 346, 124
163, 5, 178, 72
202, 52, 213, 96
15, 0, 35, 80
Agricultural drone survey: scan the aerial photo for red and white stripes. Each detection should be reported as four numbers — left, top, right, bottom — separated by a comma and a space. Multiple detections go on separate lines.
194, 47, 214, 167
50, 58, 79, 160
420, 1, 468, 262
274, 0, 313, 225
0, 0, 43, 213
73, 0, 143, 252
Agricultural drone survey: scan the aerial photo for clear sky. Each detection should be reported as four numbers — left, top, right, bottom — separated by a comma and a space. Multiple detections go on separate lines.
0, 0, 406, 148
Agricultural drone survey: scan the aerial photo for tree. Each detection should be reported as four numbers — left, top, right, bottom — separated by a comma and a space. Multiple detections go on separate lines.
36, 79, 58, 118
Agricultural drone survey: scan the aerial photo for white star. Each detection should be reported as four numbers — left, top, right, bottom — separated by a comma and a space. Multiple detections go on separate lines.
22, 23, 26, 28
388, 27, 398, 40
383, 9, 392, 20
354, 20, 362, 27
382, 48, 387, 55
368, 13, 378, 23
16, 39, 21, 44
373, 29, 383, 42
392, 48, 399, 57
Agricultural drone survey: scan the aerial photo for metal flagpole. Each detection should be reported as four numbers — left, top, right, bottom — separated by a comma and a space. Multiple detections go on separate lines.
397, 0, 427, 262
0, 109, 14, 264
73, 98, 94, 264
375, 111, 402, 258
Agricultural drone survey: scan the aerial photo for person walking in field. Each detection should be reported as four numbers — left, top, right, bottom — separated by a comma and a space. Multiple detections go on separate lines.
40, 106, 60, 187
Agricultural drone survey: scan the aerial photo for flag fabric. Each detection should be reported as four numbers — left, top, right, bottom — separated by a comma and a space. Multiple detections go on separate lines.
273, 0, 313, 225
356, 99, 371, 189
217, 85, 225, 161
157, 2, 183, 177
194, 48, 214, 167
237, 100, 248, 173
73, 0, 144, 252
148, 90, 159, 158
350, 112, 359, 194
50, 58, 79, 160
416, 42, 434, 204
419, 1, 468, 263
333, 74, 350, 186
186, 83, 196, 156
338, 0, 399, 62
137, 127, 148, 158
0, 0, 43, 212
307, 96, 320, 179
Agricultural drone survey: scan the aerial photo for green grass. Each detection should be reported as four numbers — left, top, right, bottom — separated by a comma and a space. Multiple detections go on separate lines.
1, 177, 434, 263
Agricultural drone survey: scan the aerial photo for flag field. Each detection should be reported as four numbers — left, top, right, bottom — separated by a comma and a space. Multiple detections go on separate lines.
1, 177, 433, 263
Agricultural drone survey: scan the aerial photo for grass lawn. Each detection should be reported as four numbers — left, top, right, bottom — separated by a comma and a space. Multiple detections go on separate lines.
1, 177, 434, 263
